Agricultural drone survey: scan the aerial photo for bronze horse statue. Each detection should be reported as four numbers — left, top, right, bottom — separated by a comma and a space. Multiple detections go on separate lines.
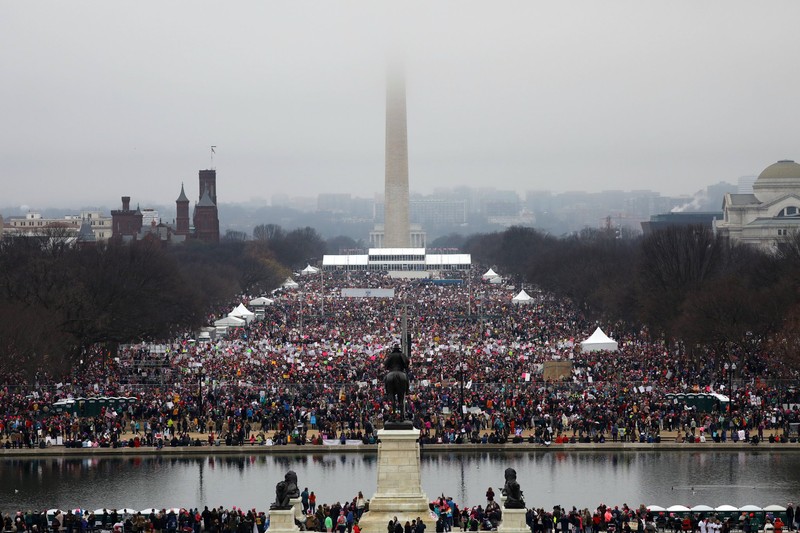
384, 345, 410, 422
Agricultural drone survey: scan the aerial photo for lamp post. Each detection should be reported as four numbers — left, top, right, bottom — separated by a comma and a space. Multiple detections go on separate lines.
457, 361, 468, 425
476, 294, 484, 337
724, 362, 729, 391
320, 262, 324, 318
198, 367, 205, 418
309, 257, 324, 318
299, 291, 304, 339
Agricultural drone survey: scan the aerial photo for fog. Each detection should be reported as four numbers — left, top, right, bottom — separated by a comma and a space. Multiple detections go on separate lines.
2, 1, 800, 208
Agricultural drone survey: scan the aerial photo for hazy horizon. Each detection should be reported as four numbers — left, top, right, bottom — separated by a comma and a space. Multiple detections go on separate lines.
3, 1, 799, 209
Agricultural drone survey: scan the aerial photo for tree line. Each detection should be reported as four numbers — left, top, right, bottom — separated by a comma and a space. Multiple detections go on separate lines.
5, 220, 798, 376
465, 225, 800, 370
0, 234, 289, 376
0, 222, 355, 375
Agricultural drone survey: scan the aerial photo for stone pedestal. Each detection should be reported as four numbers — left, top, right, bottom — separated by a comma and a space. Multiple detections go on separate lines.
357, 428, 430, 532
268, 508, 299, 533
498, 506, 529, 533
290, 497, 303, 524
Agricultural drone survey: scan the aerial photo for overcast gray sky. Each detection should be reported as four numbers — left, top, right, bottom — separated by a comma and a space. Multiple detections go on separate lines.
3, 1, 800, 210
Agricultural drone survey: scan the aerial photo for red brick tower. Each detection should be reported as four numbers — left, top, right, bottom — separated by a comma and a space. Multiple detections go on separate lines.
175, 183, 190, 236
111, 196, 143, 243
193, 170, 219, 243
198, 169, 217, 206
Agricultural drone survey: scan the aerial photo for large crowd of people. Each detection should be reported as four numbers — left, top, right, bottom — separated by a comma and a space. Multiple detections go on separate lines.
1, 269, 800, 449
1, 492, 797, 533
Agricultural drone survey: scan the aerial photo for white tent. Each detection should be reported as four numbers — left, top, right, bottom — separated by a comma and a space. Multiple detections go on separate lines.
482, 268, 499, 280
512, 290, 534, 305
282, 277, 299, 289
229, 303, 255, 324
488, 276, 503, 285
249, 296, 274, 307
214, 316, 246, 328
580, 327, 619, 353
300, 264, 320, 275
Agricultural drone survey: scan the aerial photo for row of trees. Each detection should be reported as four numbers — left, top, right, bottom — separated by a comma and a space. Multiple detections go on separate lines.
5, 218, 797, 376
465, 225, 800, 368
0, 221, 359, 376
0, 236, 288, 376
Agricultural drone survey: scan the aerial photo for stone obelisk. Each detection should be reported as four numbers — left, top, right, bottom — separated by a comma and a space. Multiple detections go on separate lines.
383, 65, 411, 248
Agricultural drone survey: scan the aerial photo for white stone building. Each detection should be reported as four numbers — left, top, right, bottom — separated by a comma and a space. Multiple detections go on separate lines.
3, 211, 112, 241
715, 160, 800, 251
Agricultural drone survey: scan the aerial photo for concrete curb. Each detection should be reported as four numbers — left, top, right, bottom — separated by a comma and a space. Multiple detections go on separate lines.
1, 441, 798, 458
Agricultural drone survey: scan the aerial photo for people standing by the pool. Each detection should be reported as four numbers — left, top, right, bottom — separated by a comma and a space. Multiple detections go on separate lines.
355, 492, 366, 520
302, 488, 310, 515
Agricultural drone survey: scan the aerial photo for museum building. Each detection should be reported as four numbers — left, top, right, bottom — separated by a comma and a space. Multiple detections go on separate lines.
715, 159, 800, 251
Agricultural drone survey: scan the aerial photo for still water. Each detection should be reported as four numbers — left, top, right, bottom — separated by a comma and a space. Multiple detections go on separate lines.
2, 451, 799, 513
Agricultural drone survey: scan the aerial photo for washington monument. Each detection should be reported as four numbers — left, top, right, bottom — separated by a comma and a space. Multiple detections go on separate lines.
383, 64, 411, 248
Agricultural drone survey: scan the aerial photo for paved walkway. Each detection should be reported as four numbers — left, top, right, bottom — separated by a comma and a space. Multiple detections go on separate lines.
1, 428, 795, 456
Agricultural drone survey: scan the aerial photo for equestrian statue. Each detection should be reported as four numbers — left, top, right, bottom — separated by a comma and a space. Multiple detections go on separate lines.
384, 344, 411, 428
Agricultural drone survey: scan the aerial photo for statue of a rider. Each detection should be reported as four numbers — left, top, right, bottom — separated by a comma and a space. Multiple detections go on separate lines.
384, 344, 411, 428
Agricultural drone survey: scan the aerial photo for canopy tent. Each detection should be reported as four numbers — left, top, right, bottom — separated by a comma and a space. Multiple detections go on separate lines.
249, 296, 274, 307
580, 327, 619, 353
481, 268, 499, 280
214, 316, 245, 328
512, 290, 534, 305
300, 264, 320, 275
488, 276, 503, 285
282, 277, 299, 289
229, 303, 255, 324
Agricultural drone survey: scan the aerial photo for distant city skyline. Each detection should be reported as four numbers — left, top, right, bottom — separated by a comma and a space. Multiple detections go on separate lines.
2, 180, 734, 244
3, 2, 799, 208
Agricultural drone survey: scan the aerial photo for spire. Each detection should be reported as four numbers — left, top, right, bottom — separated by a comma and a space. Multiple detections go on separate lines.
176, 183, 189, 203
77, 219, 96, 243
197, 187, 215, 207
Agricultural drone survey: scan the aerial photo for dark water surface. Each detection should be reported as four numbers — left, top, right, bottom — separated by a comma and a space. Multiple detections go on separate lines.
2, 450, 799, 513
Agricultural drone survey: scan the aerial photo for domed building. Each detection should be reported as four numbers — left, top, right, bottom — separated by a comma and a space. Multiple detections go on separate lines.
715, 160, 800, 250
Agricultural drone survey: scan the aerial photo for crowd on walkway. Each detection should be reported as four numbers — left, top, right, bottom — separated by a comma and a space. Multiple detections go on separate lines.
1, 270, 800, 449
2, 493, 798, 533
